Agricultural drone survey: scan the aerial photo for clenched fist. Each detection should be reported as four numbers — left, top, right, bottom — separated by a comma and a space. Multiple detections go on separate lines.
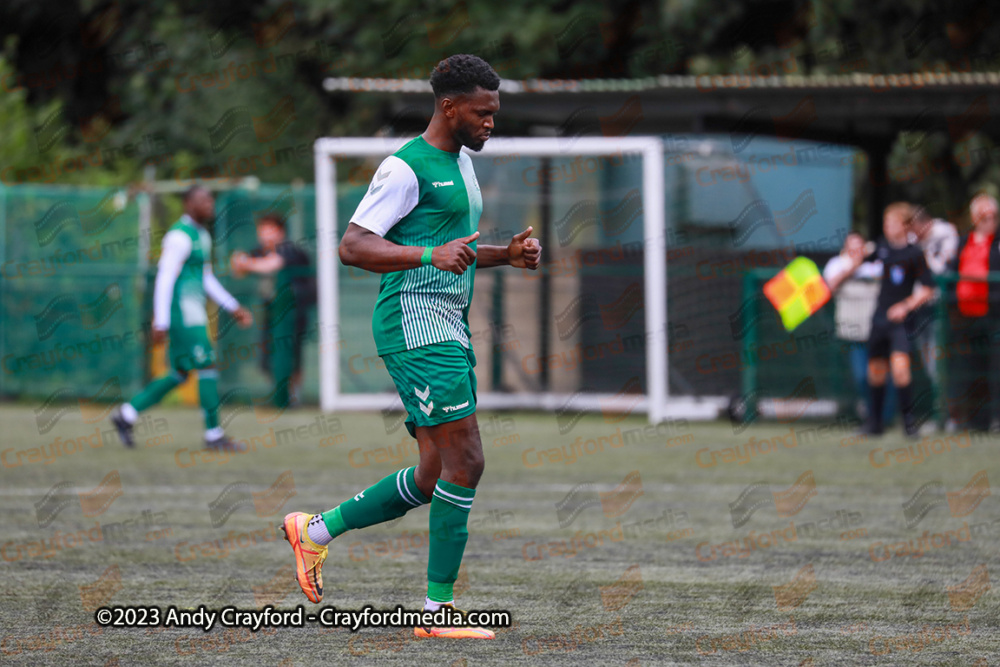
433, 231, 479, 275
508, 227, 541, 270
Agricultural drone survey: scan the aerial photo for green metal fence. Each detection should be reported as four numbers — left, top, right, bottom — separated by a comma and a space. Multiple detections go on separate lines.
0, 185, 147, 400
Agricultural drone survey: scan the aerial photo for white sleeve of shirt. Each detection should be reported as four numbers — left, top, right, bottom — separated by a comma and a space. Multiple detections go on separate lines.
153, 230, 192, 330
349, 155, 419, 237
824, 254, 882, 287
926, 221, 959, 275
822, 255, 848, 285
855, 261, 883, 279
203, 265, 240, 313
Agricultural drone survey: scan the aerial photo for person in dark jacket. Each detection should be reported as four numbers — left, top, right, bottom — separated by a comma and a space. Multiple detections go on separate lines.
231, 213, 315, 408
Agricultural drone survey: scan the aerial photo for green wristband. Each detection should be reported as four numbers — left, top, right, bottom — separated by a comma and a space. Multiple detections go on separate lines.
421, 246, 434, 266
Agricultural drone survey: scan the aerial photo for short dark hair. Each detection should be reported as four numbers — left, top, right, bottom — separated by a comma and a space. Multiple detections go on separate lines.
257, 212, 287, 230
182, 185, 209, 203
429, 54, 500, 98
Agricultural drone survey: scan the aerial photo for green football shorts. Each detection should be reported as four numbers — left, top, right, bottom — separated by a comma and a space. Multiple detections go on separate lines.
382, 341, 478, 437
169, 325, 216, 372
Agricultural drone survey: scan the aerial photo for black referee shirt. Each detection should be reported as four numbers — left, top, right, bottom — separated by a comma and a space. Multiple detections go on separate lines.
866, 239, 934, 317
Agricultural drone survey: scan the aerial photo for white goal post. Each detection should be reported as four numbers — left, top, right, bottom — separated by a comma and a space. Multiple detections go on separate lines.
314, 135, 720, 423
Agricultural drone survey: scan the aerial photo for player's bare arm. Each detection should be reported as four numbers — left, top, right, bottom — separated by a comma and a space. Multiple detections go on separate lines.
477, 227, 542, 269
340, 222, 479, 275
204, 262, 254, 328
232, 306, 254, 327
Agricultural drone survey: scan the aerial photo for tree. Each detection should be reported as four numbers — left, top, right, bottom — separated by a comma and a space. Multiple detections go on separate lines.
0, 0, 997, 200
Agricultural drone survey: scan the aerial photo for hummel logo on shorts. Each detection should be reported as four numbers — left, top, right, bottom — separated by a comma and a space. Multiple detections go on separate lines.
442, 401, 470, 413
415, 385, 433, 416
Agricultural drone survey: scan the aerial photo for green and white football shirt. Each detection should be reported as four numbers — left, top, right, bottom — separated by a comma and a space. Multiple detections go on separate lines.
351, 136, 484, 355
153, 214, 239, 332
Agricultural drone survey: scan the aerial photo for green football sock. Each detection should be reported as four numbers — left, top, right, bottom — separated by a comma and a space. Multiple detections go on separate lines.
323, 466, 430, 538
198, 369, 220, 430
128, 371, 184, 412
427, 479, 476, 603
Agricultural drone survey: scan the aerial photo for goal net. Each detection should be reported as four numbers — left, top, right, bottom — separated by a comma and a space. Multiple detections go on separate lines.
314, 135, 727, 425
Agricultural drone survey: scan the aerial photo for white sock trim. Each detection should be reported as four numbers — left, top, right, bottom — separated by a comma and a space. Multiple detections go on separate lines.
433, 484, 474, 510
424, 597, 454, 612
307, 514, 333, 546
433, 484, 473, 501
120, 403, 138, 424
396, 468, 421, 507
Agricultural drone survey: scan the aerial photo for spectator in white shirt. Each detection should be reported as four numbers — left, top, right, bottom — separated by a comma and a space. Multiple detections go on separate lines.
909, 207, 958, 387
824, 232, 895, 423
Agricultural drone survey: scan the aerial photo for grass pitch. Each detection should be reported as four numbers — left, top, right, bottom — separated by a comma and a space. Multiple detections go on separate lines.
1, 404, 997, 665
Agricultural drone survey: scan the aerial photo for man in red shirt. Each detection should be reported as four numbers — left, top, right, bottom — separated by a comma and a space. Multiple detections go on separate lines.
947, 194, 1000, 431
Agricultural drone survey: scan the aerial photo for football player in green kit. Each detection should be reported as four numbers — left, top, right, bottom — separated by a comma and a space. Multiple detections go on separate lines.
281, 54, 541, 638
111, 186, 253, 450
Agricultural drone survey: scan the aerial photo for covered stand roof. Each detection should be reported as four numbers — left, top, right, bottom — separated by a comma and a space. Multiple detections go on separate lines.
323, 72, 1000, 233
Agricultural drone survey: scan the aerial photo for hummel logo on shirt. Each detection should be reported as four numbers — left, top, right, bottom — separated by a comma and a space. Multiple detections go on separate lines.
431, 180, 454, 188
369, 168, 391, 195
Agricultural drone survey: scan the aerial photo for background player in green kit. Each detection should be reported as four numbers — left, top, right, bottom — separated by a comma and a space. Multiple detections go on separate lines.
110, 186, 254, 450
281, 54, 541, 639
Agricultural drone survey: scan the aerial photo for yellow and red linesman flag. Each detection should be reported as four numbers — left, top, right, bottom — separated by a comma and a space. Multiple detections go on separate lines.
763, 257, 830, 331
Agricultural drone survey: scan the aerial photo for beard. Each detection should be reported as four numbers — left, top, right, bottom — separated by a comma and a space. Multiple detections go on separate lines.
455, 125, 486, 152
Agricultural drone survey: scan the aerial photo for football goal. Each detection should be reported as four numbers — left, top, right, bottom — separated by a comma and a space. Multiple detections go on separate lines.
314, 135, 724, 424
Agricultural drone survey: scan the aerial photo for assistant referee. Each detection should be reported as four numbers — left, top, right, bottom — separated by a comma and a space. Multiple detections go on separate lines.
831, 203, 934, 437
